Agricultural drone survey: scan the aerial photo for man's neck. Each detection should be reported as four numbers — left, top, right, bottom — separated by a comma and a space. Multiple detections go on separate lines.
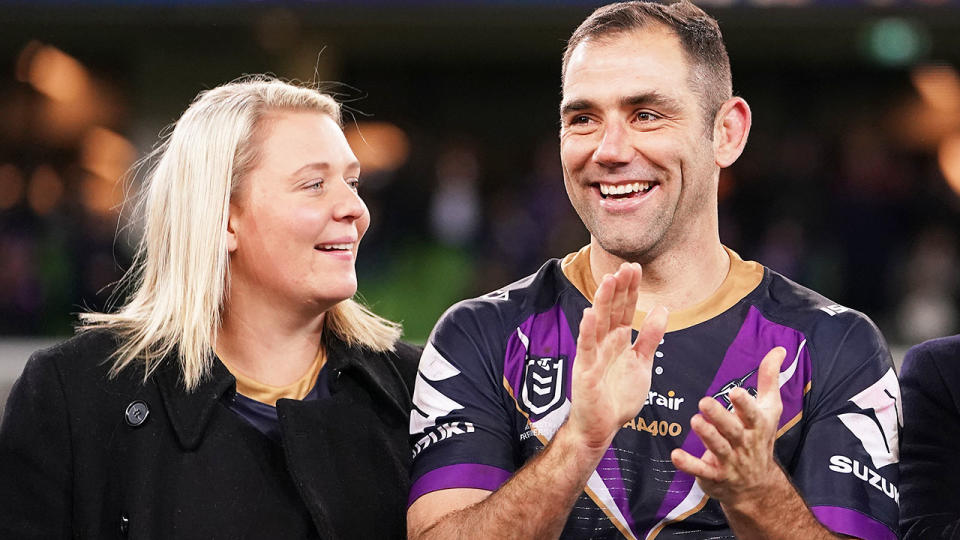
216, 289, 326, 387
588, 238, 731, 314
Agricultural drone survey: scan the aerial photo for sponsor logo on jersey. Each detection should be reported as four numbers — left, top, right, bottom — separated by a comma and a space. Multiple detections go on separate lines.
645, 389, 685, 411
622, 415, 683, 437
520, 356, 567, 416
828, 455, 899, 503
712, 370, 758, 411
412, 421, 476, 459
518, 417, 565, 443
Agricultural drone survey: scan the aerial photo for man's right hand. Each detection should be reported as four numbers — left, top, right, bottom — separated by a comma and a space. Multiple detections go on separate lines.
567, 262, 669, 451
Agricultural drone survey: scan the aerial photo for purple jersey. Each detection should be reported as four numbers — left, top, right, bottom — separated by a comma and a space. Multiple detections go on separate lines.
409, 247, 901, 540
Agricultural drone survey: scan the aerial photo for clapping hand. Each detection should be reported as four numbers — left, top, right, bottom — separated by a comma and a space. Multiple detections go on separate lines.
671, 346, 789, 509
567, 262, 669, 451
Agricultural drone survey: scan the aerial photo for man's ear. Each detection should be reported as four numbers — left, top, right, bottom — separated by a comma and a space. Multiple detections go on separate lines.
226, 203, 239, 253
713, 97, 752, 169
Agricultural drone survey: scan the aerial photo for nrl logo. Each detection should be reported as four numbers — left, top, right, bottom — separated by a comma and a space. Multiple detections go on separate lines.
712, 369, 759, 411
521, 356, 566, 416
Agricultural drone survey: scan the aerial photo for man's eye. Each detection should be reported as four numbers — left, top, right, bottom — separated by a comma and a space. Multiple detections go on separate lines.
307, 179, 324, 190
570, 115, 591, 125
636, 111, 659, 122
346, 177, 361, 191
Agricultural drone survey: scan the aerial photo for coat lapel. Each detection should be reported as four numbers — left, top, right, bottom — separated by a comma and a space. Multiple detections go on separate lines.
154, 356, 236, 451
325, 337, 411, 417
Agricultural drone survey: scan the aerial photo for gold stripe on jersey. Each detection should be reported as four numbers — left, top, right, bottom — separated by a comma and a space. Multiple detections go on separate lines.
560, 245, 764, 332
776, 380, 813, 438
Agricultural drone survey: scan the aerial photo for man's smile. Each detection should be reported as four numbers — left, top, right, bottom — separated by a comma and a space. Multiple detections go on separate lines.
597, 180, 657, 199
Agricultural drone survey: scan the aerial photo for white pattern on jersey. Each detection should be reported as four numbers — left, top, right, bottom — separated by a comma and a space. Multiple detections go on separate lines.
410, 343, 463, 434
837, 368, 902, 469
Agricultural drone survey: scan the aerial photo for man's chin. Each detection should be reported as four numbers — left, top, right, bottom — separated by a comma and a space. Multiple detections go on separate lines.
595, 235, 661, 265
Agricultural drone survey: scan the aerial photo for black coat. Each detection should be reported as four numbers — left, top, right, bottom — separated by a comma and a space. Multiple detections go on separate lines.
0, 329, 421, 539
899, 334, 960, 540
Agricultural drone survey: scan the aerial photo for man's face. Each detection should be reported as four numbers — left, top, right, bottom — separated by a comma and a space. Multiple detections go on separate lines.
560, 27, 720, 263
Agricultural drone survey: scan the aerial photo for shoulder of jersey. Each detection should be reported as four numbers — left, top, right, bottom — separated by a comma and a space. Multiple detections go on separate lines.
434, 260, 566, 331
756, 267, 884, 349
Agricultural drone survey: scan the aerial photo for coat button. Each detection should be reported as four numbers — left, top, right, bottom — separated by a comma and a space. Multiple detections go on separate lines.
119, 513, 129, 537
124, 401, 150, 427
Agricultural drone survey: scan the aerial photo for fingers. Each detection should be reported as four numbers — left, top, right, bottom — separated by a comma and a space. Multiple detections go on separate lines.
607, 264, 632, 330
609, 326, 632, 353
697, 397, 744, 445
609, 263, 641, 327
593, 275, 615, 340
757, 346, 787, 407
621, 263, 642, 327
690, 413, 734, 460
576, 307, 598, 370
671, 448, 719, 481
632, 305, 668, 360
728, 388, 762, 428
596, 263, 643, 338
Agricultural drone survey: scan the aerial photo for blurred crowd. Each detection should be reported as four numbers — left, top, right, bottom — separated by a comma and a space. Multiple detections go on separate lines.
1, 50, 959, 347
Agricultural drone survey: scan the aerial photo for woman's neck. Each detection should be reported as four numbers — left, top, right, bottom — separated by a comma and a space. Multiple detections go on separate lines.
216, 294, 326, 387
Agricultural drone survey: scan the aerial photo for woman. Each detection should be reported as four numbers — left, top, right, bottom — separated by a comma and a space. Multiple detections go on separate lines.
0, 76, 420, 538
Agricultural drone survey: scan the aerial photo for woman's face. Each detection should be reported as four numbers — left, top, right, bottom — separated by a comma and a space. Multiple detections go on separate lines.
227, 111, 369, 315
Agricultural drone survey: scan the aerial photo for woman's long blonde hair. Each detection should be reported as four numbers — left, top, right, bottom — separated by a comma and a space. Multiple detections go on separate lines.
80, 75, 401, 391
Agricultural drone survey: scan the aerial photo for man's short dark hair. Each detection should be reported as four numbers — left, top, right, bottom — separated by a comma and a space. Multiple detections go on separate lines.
562, 0, 733, 123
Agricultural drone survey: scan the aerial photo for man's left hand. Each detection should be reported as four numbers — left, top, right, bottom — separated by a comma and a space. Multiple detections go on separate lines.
671, 346, 789, 510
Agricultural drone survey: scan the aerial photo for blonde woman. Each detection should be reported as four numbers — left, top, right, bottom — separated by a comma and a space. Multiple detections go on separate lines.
0, 76, 420, 539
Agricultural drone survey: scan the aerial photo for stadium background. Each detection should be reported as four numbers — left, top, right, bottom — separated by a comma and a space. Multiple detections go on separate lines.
1, 0, 959, 414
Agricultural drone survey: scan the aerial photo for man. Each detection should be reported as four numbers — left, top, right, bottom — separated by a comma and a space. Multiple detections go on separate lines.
407, 2, 901, 538
898, 334, 960, 539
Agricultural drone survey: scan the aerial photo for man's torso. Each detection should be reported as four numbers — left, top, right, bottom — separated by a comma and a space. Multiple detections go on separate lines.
409, 249, 900, 539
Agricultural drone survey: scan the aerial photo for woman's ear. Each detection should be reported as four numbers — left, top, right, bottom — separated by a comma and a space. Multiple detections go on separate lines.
713, 97, 752, 169
226, 203, 238, 253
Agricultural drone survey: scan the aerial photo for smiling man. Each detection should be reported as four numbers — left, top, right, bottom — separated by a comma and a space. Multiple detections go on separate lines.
407, 2, 901, 539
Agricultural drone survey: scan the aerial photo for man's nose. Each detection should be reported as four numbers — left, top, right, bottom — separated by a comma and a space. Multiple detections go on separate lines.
593, 122, 634, 167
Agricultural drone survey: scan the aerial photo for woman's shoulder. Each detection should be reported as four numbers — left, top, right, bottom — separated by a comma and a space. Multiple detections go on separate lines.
26, 329, 120, 372
390, 340, 423, 365
385, 340, 422, 394
12, 329, 129, 400
5, 329, 130, 432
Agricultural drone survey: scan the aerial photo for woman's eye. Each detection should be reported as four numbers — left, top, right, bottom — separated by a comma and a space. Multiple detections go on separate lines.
346, 177, 360, 191
306, 179, 324, 191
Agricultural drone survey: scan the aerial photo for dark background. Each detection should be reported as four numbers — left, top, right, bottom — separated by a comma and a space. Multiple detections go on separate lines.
1, 0, 959, 351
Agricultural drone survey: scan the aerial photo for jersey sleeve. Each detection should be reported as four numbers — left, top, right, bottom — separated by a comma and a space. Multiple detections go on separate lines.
898, 338, 960, 540
408, 300, 518, 506
787, 314, 901, 540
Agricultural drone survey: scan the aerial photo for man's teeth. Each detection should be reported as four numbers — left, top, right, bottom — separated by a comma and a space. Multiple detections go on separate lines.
599, 182, 653, 196
318, 243, 352, 251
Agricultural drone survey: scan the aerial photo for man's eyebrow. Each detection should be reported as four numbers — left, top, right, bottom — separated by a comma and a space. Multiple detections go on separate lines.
559, 99, 592, 117
622, 92, 682, 110
560, 93, 683, 117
